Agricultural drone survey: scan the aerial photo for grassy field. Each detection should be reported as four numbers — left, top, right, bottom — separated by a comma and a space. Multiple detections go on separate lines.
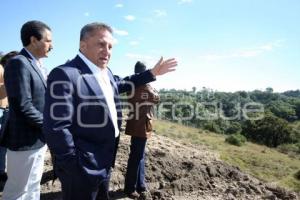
153, 120, 300, 192
291, 120, 300, 131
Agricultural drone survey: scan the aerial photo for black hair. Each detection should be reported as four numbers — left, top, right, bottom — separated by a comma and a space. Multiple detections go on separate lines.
21, 20, 51, 46
0, 51, 19, 67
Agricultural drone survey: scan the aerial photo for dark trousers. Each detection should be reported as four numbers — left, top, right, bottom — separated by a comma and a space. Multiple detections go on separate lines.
56, 164, 111, 200
0, 112, 7, 174
124, 136, 147, 193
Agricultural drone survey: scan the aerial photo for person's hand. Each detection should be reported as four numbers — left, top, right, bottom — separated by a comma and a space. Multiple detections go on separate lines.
150, 57, 177, 77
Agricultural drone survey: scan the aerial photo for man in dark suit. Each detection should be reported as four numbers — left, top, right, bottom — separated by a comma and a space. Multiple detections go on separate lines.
43, 22, 177, 200
3, 20, 52, 200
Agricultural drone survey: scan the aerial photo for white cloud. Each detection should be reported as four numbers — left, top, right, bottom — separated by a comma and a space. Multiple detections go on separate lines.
178, 0, 193, 5
84, 12, 90, 17
125, 53, 154, 60
258, 40, 283, 51
154, 9, 167, 17
113, 27, 129, 36
124, 15, 136, 21
126, 53, 158, 68
199, 40, 285, 61
129, 41, 139, 46
259, 44, 273, 51
115, 3, 123, 8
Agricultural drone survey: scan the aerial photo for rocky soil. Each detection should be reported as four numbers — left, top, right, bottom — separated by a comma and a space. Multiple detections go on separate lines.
1, 134, 299, 200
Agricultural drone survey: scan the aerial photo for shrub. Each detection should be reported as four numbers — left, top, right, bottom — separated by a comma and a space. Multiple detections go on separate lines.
242, 112, 292, 147
294, 170, 300, 180
226, 121, 242, 134
225, 134, 247, 146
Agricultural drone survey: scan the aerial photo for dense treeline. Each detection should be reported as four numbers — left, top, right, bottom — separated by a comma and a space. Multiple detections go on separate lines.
156, 87, 300, 152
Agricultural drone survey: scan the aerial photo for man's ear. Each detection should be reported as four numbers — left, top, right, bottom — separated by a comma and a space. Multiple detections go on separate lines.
30, 36, 38, 46
80, 41, 86, 51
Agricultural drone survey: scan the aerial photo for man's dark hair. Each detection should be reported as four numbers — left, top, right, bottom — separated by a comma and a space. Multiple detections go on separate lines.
80, 22, 113, 41
21, 20, 51, 47
0, 51, 19, 67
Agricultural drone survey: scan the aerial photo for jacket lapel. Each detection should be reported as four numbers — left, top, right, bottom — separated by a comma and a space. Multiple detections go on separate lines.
74, 56, 117, 123
107, 68, 118, 96
107, 68, 122, 128
74, 56, 105, 99
20, 49, 46, 87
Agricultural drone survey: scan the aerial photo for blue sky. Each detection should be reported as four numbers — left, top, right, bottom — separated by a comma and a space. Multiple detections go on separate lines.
1, 0, 299, 92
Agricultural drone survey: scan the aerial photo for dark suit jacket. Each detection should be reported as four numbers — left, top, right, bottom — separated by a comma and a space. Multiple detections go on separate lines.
3, 48, 46, 151
43, 55, 155, 180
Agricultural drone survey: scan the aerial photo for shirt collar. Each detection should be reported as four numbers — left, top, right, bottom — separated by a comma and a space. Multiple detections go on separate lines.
24, 48, 40, 66
78, 51, 108, 75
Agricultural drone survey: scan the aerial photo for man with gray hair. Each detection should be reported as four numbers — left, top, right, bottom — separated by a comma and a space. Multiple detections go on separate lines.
43, 22, 177, 200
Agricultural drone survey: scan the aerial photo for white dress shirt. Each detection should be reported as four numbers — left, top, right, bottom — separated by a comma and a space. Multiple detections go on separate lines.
78, 52, 119, 137
24, 48, 47, 79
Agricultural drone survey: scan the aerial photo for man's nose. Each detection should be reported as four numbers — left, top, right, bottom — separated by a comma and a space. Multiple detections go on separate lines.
104, 45, 110, 51
101, 46, 110, 54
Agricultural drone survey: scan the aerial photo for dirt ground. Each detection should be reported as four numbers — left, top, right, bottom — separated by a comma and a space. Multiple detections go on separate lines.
0, 134, 299, 200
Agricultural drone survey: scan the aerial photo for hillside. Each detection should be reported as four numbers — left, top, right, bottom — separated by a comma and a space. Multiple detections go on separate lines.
155, 120, 300, 193
0, 120, 299, 200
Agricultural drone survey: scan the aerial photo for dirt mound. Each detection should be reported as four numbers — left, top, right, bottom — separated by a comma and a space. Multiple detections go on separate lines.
1, 134, 299, 200
111, 134, 299, 200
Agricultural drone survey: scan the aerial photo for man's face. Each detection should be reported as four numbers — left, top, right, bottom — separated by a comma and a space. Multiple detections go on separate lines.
33, 29, 53, 58
80, 29, 113, 69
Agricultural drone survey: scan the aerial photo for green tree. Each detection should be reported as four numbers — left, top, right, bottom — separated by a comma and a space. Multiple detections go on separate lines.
242, 112, 292, 147
226, 121, 242, 134
266, 87, 274, 93
293, 100, 300, 118
267, 100, 297, 121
